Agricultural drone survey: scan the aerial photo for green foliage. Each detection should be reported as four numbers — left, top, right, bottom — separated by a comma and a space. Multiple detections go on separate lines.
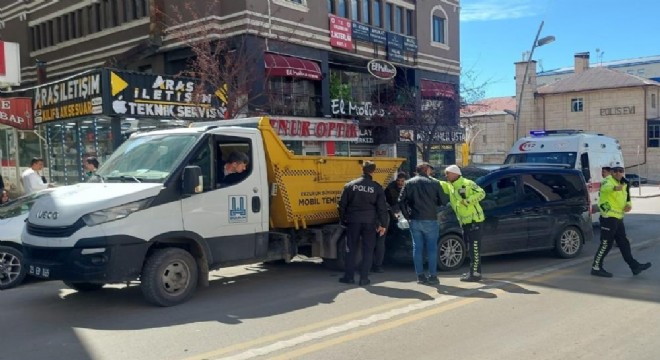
329, 73, 351, 100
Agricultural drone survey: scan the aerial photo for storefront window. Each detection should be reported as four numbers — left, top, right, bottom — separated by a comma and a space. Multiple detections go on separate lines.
329, 69, 395, 120
267, 78, 322, 117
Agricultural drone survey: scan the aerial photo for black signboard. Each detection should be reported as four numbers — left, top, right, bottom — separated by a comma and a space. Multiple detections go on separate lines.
403, 36, 418, 53
387, 47, 405, 63
352, 22, 370, 42
387, 32, 404, 50
106, 70, 225, 120
370, 27, 387, 45
33, 70, 104, 124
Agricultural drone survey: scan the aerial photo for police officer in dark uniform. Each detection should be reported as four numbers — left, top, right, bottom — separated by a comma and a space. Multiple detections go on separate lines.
337, 161, 389, 286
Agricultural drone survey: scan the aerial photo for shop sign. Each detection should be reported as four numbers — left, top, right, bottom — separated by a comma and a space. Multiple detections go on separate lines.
331, 99, 386, 117
403, 36, 418, 53
329, 15, 353, 51
33, 71, 103, 124
398, 127, 465, 143
600, 106, 635, 116
369, 28, 387, 45
387, 47, 404, 63
367, 59, 397, 80
108, 71, 225, 119
387, 32, 403, 50
0, 97, 33, 130
352, 127, 374, 144
352, 22, 371, 42
270, 117, 359, 141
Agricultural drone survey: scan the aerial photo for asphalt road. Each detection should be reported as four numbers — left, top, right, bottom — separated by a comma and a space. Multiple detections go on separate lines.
1, 197, 659, 360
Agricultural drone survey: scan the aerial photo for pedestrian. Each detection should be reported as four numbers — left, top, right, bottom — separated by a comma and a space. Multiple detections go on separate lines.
591, 162, 652, 277
443, 165, 486, 282
21, 157, 50, 195
337, 160, 388, 286
372, 171, 409, 273
1, 189, 9, 205
398, 162, 446, 285
84, 156, 100, 180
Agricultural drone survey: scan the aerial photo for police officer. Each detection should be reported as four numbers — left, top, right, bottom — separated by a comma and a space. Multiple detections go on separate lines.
443, 165, 486, 282
591, 161, 652, 277
337, 161, 388, 286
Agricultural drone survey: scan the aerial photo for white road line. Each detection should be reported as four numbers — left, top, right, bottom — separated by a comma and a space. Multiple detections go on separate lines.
213, 238, 657, 360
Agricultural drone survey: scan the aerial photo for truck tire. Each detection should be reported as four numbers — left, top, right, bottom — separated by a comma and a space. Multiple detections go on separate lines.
0, 245, 27, 290
555, 226, 583, 258
437, 234, 466, 271
141, 248, 198, 307
63, 281, 105, 291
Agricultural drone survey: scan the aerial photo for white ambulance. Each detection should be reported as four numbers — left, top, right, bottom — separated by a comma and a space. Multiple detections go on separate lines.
505, 130, 624, 222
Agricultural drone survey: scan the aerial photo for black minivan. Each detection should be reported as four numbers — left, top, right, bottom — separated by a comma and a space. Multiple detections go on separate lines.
388, 166, 594, 271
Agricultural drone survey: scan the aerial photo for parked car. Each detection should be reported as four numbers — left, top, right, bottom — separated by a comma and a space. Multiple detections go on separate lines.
624, 173, 648, 187
388, 165, 593, 271
0, 190, 51, 289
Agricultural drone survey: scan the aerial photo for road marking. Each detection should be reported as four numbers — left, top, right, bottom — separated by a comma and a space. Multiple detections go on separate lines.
199, 238, 657, 360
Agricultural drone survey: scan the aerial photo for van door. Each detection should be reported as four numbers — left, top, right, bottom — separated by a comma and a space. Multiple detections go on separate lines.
520, 173, 559, 249
480, 175, 528, 254
181, 133, 266, 264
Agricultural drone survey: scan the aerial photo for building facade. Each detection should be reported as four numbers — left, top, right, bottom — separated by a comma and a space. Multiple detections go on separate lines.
463, 52, 660, 180
0, 0, 463, 186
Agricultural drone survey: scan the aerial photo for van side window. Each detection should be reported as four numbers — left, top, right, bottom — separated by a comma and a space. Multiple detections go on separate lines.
187, 141, 213, 192
522, 174, 583, 202
215, 135, 253, 188
483, 176, 518, 207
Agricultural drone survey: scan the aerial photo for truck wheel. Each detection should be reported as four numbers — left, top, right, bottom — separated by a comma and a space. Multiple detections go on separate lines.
141, 248, 198, 307
438, 234, 466, 271
555, 226, 583, 258
63, 281, 105, 291
0, 246, 27, 290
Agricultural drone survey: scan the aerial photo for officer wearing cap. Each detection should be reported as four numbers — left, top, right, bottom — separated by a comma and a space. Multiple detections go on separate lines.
337, 161, 389, 286
397, 162, 447, 285
443, 164, 486, 282
591, 161, 652, 277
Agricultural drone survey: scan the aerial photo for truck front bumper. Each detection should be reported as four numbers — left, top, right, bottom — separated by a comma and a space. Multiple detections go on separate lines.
23, 235, 150, 283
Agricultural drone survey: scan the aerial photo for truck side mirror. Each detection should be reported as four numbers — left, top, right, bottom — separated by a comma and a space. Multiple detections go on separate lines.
582, 168, 590, 182
182, 166, 202, 195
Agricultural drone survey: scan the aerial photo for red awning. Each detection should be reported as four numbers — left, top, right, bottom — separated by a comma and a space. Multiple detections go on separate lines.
265, 53, 322, 81
420, 79, 455, 99
0, 97, 33, 130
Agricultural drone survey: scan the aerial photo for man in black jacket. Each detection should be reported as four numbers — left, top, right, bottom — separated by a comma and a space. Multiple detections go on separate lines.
398, 162, 446, 285
337, 161, 389, 286
372, 172, 408, 273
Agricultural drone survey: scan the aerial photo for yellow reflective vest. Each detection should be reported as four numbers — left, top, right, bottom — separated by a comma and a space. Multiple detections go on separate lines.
598, 175, 630, 219
441, 177, 486, 225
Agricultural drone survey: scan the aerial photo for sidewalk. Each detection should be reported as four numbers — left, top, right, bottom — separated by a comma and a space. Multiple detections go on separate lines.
629, 184, 660, 198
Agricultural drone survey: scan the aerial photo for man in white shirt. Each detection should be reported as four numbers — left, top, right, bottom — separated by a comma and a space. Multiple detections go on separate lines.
21, 157, 49, 195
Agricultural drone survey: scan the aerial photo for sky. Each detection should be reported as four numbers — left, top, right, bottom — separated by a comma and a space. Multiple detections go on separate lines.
460, 0, 660, 99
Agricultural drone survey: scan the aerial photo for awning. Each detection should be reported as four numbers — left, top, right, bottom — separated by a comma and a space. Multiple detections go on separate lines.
0, 97, 33, 130
265, 53, 322, 81
420, 79, 456, 99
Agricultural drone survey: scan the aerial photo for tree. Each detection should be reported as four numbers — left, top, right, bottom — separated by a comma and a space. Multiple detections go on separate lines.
160, 1, 303, 119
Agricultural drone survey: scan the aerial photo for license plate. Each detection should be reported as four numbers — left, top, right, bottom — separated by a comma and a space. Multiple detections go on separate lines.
28, 265, 51, 278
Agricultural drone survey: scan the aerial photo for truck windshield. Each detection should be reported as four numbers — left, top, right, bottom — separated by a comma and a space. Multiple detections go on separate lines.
96, 133, 200, 183
504, 152, 577, 167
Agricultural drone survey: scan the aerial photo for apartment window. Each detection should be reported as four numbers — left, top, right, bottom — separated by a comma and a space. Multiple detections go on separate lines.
384, 3, 392, 30
76, 9, 84, 37
361, 0, 370, 24
62, 14, 70, 40
406, 9, 414, 35
571, 98, 583, 112
350, 0, 359, 20
47, 20, 54, 46
395, 6, 403, 33
93, 3, 102, 32
327, 0, 335, 14
338, 0, 347, 17
432, 15, 445, 43
55, 17, 62, 43
373, 0, 381, 27
29, 27, 36, 51
646, 93, 656, 109
648, 121, 660, 147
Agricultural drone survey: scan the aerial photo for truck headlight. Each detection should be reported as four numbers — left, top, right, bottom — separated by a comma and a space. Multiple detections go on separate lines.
82, 198, 152, 226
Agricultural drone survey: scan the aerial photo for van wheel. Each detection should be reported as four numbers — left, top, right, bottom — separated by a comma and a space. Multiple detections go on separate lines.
63, 281, 105, 291
0, 246, 27, 290
141, 248, 198, 307
438, 234, 466, 271
555, 226, 583, 258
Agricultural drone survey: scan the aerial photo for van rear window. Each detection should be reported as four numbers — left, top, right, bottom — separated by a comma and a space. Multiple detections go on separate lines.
521, 173, 585, 202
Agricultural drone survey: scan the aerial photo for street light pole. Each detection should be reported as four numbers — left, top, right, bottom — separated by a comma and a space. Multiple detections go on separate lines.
514, 21, 555, 140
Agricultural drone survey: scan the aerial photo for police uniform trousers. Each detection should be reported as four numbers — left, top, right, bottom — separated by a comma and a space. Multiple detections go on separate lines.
592, 216, 639, 270
344, 222, 377, 281
463, 222, 483, 275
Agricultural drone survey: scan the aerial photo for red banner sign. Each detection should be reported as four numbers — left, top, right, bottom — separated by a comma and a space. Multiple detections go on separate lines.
329, 15, 353, 51
0, 98, 34, 130
270, 117, 359, 141
0, 41, 6, 76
